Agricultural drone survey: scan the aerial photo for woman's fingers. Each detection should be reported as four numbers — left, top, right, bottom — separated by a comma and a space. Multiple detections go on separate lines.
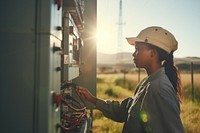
76, 86, 88, 98
76, 86, 96, 104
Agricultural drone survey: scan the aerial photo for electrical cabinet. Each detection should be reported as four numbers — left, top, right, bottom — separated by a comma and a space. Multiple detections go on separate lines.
60, 0, 97, 132
0, 0, 62, 133
0, 0, 96, 132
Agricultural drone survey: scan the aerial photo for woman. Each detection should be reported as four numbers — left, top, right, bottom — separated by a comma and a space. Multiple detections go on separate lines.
77, 26, 185, 133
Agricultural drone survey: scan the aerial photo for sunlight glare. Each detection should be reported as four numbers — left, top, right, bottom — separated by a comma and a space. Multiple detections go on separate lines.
97, 29, 110, 44
96, 28, 117, 54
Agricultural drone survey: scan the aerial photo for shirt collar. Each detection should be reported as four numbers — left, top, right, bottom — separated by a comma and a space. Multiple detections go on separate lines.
145, 67, 165, 83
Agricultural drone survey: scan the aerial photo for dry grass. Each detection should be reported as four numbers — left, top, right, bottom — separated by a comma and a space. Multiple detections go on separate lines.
180, 72, 200, 88
180, 101, 200, 133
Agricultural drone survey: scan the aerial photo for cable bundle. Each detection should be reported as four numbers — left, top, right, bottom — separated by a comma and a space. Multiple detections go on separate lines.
60, 83, 87, 132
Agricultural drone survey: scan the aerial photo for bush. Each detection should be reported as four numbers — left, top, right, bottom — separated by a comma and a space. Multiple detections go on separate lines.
105, 87, 119, 98
97, 77, 104, 83
115, 78, 136, 91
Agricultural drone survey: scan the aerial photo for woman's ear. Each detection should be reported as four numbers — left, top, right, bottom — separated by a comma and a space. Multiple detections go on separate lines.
150, 49, 157, 57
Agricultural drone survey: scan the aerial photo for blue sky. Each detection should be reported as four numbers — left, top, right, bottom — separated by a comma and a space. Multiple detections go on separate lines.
97, 0, 200, 58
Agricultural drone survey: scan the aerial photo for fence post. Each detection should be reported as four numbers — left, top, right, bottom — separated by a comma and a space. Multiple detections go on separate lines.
123, 69, 128, 87
191, 62, 194, 102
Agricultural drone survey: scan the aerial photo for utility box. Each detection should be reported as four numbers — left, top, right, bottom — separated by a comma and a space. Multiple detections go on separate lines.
0, 0, 62, 133
62, 0, 97, 109
60, 0, 97, 132
0, 0, 96, 133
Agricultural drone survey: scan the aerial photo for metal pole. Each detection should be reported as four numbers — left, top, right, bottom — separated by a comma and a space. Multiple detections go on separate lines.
124, 71, 126, 87
191, 62, 194, 101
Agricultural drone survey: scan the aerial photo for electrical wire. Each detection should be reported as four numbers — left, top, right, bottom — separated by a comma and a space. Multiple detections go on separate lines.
60, 112, 86, 131
59, 83, 87, 131
61, 93, 86, 112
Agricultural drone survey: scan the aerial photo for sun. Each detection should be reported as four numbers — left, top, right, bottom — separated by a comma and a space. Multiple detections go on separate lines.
96, 28, 117, 54
96, 29, 110, 44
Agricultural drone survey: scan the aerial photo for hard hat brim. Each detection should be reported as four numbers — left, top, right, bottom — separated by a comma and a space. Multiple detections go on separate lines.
126, 37, 144, 45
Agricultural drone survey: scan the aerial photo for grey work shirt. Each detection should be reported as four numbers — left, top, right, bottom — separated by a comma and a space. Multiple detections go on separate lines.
95, 67, 185, 133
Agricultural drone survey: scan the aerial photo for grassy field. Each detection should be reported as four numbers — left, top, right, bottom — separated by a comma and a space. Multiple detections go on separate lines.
92, 72, 200, 133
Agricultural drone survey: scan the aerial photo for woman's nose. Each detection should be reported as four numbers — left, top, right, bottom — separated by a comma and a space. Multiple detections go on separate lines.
132, 51, 136, 57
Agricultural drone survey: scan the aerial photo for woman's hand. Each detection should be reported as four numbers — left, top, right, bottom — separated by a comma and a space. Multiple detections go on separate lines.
76, 86, 97, 105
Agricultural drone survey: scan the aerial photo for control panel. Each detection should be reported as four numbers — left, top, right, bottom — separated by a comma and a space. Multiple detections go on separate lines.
62, 12, 83, 81
58, 0, 96, 132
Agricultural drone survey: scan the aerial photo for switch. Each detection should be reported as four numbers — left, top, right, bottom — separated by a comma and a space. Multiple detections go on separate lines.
56, 67, 62, 71
53, 43, 62, 53
56, 0, 62, 10
56, 26, 63, 31
52, 92, 61, 107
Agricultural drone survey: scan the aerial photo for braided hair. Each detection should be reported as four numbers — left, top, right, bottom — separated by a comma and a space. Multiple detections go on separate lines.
147, 43, 183, 102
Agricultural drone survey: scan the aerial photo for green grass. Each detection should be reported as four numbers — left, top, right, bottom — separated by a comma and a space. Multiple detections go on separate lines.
93, 74, 200, 133
183, 84, 200, 102
93, 116, 123, 133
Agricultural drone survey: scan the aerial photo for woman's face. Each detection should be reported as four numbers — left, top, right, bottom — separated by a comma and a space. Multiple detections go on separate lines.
132, 42, 152, 69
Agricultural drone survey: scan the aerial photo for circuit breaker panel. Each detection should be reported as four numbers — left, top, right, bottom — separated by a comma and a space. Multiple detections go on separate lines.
58, 0, 97, 132
61, 9, 83, 81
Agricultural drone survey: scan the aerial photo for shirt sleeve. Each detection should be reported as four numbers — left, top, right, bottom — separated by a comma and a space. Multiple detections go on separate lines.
95, 97, 131, 122
140, 78, 185, 133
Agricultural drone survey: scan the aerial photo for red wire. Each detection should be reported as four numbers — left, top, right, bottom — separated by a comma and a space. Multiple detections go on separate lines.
60, 92, 87, 131
63, 111, 85, 121
60, 111, 86, 131
61, 96, 86, 112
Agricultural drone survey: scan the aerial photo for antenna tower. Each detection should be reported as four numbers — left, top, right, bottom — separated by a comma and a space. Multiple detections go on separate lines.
117, 0, 125, 64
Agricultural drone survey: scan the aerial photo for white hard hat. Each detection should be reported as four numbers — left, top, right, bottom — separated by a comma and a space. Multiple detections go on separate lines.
126, 26, 178, 53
